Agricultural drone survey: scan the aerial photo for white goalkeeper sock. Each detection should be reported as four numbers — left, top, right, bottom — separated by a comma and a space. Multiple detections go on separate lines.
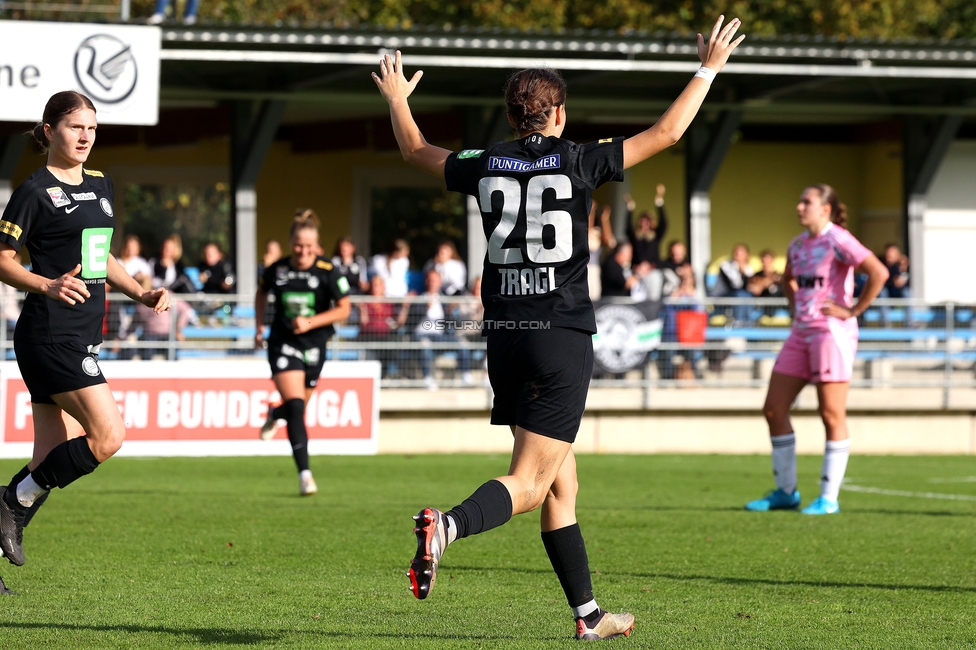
770, 432, 797, 494
821, 439, 851, 502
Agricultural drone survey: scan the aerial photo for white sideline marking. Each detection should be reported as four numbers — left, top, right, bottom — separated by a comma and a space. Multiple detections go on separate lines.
842, 483, 976, 502
928, 476, 976, 484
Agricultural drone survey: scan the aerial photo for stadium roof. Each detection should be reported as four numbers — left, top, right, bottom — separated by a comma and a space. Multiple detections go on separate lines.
156, 24, 976, 125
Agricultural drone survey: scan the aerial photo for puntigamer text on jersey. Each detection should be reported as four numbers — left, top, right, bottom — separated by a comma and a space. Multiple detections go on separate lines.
487, 155, 560, 173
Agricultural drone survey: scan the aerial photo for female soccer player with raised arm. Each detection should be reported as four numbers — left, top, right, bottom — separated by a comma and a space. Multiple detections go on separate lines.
373, 16, 744, 640
254, 210, 351, 496
0, 91, 170, 568
745, 185, 888, 515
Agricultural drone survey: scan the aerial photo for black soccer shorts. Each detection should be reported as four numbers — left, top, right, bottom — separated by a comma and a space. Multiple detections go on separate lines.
486, 326, 594, 443
267, 339, 327, 389
15, 340, 107, 404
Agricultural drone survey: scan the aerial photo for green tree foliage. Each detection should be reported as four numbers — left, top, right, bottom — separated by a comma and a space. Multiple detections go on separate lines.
5, 0, 975, 40
121, 182, 231, 266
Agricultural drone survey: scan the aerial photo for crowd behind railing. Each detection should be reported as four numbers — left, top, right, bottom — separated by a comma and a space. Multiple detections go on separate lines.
0, 183, 959, 395
0, 292, 973, 396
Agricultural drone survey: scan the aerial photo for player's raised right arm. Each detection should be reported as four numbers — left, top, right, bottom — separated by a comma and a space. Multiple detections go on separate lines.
622, 16, 744, 170
373, 50, 452, 178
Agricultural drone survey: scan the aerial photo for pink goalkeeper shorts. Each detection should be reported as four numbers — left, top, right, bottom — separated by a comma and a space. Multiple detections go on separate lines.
772, 326, 857, 384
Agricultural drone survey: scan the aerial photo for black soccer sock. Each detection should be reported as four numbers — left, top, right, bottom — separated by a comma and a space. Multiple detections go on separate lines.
282, 398, 310, 472
541, 523, 595, 609
6, 465, 30, 491
23, 492, 49, 528
269, 403, 282, 420
30, 436, 100, 491
445, 479, 513, 540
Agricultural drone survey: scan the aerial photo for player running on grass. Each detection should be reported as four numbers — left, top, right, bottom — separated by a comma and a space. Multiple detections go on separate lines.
745, 185, 888, 515
373, 16, 744, 640
255, 210, 351, 496
0, 91, 170, 568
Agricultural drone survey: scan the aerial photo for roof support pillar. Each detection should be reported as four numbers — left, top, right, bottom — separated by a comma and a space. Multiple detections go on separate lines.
0, 135, 27, 219
230, 99, 286, 298
903, 115, 963, 303
684, 110, 742, 294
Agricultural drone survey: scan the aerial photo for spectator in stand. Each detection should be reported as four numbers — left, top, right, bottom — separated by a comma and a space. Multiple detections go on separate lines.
748, 249, 783, 299
748, 249, 784, 319
147, 0, 198, 25
716, 243, 755, 324
357, 275, 400, 377
198, 242, 235, 294
410, 270, 471, 390
150, 234, 194, 294
659, 263, 702, 381
257, 238, 282, 280
660, 240, 691, 276
458, 276, 485, 375
332, 236, 369, 295
423, 240, 468, 296
601, 242, 645, 298
117, 234, 152, 284
625, 185, 668, 268
587, 202, 615, 301
125, 277, 194, 360
371, 238, 411, 298
881, 243, 910, 299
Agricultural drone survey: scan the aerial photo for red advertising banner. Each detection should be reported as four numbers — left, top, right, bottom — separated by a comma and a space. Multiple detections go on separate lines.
0, 360, 380, 457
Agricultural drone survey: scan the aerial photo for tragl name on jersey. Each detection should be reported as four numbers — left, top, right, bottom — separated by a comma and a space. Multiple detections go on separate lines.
445, 132, 624, 333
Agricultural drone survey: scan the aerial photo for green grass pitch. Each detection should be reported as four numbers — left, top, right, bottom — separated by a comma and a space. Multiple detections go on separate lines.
1, 453, 976, 648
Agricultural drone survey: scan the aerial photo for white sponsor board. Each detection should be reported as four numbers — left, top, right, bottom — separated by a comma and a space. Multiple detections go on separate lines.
0, 360, 380, 457
0, 20, 160, 125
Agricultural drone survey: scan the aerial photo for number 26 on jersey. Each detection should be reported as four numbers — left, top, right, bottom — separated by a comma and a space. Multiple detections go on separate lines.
481, 174, 571, 297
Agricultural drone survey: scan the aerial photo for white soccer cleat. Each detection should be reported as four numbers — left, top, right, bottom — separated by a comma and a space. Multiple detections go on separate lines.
299, 472, 318, 497
259, 404, 281, 441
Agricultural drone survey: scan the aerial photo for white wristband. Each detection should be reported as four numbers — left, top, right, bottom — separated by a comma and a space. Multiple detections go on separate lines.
694, 66, 717, 85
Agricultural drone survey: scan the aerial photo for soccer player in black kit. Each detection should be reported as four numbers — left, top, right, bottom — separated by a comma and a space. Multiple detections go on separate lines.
0, 92, 170, 573
374, 16, 745, 641
255, 210, 351, 496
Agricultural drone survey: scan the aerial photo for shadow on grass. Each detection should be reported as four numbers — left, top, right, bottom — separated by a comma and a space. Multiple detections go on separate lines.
582, 505, 744, 513
0, 622, 281, 645
850, 508, 976, 518
0, 621, 547, 643
448, 565, 976, 594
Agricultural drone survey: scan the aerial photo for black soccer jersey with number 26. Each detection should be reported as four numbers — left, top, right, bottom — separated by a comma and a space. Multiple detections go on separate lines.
0, 167, 115, 345
445, 134, 625, 333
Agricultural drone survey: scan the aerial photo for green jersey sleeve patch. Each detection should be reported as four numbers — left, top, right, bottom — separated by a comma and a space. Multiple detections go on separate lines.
458, 149, 484, 159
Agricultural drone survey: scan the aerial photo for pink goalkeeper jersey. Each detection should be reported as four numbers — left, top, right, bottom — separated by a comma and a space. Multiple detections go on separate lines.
787, 222, 871, 332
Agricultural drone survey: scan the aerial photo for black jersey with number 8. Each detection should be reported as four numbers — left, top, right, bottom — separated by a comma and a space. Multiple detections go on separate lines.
445, 134, 624, 334
0, 167, 115, 345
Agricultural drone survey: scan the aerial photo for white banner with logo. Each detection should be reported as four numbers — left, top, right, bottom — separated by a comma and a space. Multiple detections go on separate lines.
0, 20, 160, 125
0, 360, 380, 457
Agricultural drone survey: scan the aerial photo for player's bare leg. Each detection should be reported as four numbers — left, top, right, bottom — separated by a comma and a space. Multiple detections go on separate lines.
802, 381, 850, 515
541, 449, 634, 640
745, 372, 807, 512
410, 427, 569, 599
2, 385, 123, 566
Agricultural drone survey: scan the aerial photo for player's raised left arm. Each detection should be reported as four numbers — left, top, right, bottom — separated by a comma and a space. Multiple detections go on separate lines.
373, 51, 452, 178
622, 16, 744, 170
